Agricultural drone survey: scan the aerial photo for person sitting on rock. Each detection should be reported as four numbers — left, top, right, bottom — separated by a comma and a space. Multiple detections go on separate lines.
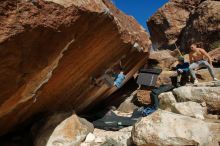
175, 56, 190, 87
189, 43, 218, 84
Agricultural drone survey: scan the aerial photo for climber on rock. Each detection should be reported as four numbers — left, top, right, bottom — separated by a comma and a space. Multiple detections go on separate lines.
32, 0, 38, 2
27, 0, 38, 4
189, 43, 218, 84
175, 56, 190, 87
91, 67, 126, 89
112, 68, 126, 88
27, 0, 41, 7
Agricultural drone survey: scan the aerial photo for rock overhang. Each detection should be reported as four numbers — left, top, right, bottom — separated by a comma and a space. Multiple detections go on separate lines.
0, 0, 151, 136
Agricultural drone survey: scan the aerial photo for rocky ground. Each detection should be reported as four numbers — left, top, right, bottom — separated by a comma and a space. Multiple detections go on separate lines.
30, 80, 220, 146
133, 81, 220, 146
0, 0, 220, 145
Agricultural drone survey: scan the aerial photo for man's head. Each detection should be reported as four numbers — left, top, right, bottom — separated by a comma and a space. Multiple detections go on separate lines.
119, 66, 125, 74
178, 56, 184, 64
190, 43, 197, 52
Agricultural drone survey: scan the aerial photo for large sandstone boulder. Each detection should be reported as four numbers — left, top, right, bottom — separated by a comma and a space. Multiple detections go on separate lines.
147, 0, 202, 49
132, 110, 219, 146
149, 50, 178, 70
148, 0, 220, 51
34, 113, 94, 146
0, 0, 151, 135
173, 83, 220, 111
180, 1, 220, 51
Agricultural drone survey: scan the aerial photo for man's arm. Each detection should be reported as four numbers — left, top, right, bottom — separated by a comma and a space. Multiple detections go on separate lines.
200, 49, 213, 66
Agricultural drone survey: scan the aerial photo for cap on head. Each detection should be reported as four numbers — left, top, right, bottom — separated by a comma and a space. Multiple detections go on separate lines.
178, 56, 184, 62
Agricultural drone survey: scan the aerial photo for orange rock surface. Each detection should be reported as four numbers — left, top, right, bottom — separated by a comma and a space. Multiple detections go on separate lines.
0, 0, 151, 135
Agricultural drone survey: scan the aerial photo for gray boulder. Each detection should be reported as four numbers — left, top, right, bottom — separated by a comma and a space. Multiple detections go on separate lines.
34, 112, 93, 146
132, 110, 219, 146
159, 92, 177, 111
173, 85, 220, 111
173, 101, 207, 120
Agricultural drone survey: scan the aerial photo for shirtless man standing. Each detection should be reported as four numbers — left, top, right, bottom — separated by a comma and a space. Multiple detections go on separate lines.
189, 43, 218, 84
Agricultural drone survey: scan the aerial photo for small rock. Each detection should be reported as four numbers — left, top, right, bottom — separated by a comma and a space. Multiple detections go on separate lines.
159, 92, 176, 111
85, 133, 96, 143
80, 143, 90, 146
205, 114, 219, 120
117, 91, 138, 113
173, 101, 207, 119
94, 137, 103, 143
92, 127, 132, 146
201, 102, 207, 107
136, 90, 151, 105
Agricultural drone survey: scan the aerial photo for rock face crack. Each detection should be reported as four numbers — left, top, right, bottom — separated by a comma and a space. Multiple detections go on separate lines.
22, 38, 75, 102
0, 38, 75, 117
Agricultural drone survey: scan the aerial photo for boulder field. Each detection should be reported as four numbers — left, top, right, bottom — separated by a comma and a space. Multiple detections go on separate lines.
33, 81, 220, 146
132, 81, 220, 146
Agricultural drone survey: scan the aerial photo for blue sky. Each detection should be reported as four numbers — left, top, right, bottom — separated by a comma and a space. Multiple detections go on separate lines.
112, 0, 168, 29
